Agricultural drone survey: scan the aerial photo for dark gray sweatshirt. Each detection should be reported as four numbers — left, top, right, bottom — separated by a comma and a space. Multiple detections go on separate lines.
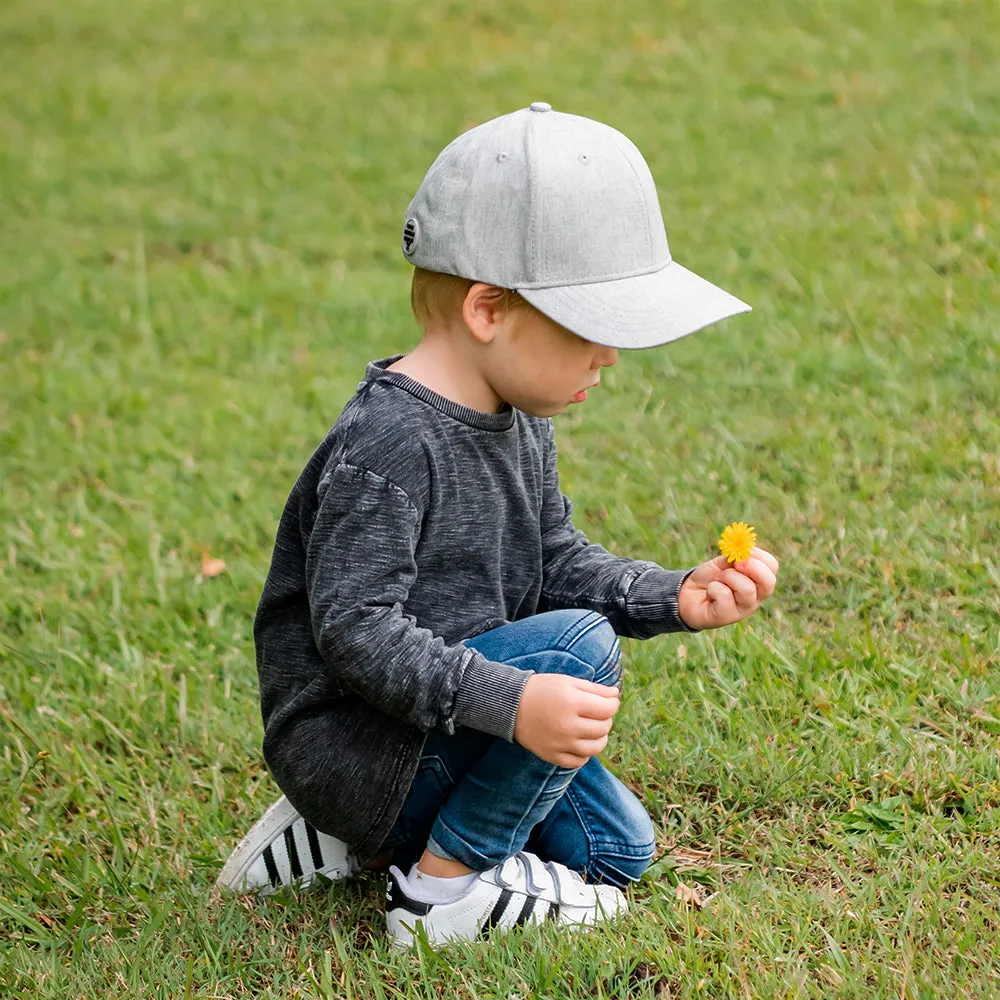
254, 355, 694, 862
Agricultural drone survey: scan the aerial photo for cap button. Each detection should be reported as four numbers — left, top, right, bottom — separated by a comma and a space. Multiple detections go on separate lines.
529, 101, 552, 113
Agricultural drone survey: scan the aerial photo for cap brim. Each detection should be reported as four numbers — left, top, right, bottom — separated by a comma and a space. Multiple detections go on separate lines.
517, 260, 751, 349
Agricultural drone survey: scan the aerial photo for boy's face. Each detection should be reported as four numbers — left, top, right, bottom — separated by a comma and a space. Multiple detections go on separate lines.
486, 306, 619, 418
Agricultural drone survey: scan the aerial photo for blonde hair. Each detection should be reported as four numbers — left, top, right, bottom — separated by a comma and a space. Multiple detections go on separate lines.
410, 267, 532, 326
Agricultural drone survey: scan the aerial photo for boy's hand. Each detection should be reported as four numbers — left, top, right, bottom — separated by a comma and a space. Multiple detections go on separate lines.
513, 674, 620, 769
678, 547, 779, 631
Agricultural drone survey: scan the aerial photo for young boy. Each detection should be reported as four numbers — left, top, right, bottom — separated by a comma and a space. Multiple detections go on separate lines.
217, 102, 779, 946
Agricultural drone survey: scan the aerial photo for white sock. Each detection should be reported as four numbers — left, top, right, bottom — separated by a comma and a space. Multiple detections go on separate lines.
405, 862, 479, 904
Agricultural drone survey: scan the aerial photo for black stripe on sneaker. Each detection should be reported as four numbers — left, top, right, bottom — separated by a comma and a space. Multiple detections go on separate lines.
547, 901, 559, 921
262, 845, 280, 887
283, 825, 303, 880
514, 894, 537, 927
480, 889, 513, 937
386, 871, 432, 916
304, 822, 325, 871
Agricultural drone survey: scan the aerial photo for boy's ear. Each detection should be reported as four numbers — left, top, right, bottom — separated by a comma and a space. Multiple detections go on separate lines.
462, 283, 509, 344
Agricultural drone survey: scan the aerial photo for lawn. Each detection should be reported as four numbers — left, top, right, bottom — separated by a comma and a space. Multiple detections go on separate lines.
1, 0, 999, 996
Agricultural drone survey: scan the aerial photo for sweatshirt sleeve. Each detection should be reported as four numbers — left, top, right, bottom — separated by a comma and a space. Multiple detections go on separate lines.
305, 462, 531, 740
538, 423, 699, 639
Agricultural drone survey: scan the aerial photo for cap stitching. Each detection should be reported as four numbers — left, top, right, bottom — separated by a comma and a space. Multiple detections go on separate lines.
524, 109, 539, 283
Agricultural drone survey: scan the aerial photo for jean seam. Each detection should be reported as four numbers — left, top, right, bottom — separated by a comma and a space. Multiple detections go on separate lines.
597, 638, 621, 673
430, 818, 493, 869
431, 815, 518, 871
564, 777, 653, 862
425, 834, 463, 865
595, 640, 622, 687
562, 780, 600, 877
420, 754, 456, 786
557, 613, 620, 687
501, 760, 571, 859
554, 610, 606, 654
503, 649, 599, 678
587, 839, 656, 859
588, 858, 636, 889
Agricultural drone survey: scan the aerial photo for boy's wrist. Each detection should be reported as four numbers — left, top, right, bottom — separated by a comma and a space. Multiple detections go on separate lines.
625, 566, 700, 637
452, 651, 534, 741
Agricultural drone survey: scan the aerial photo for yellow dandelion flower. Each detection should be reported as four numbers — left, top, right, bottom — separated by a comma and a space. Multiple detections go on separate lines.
718, 521, 757, 564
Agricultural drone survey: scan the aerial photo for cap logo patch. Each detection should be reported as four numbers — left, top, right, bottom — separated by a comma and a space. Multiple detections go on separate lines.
402, 218, 419, 256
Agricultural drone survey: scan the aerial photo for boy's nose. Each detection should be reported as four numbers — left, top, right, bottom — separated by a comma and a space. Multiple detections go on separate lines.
600, 347, 618, 368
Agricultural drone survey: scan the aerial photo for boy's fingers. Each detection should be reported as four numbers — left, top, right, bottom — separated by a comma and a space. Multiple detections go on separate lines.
719, 568, 758, 608
706, 580, 734, 606
575, 716, 614, 740
577, 692, 620, 720
573, 735, 609, 759
572, 677, 621, 697
715, 549, 779, 577
734, 557, 777, 595
751, 547, 779, 573
705, 581, 738, 624
552, 751, 588, 768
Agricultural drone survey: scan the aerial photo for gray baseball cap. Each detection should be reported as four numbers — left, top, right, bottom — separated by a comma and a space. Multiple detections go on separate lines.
401, 102, 750, 350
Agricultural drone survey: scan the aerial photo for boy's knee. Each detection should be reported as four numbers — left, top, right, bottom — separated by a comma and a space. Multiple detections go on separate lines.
468, 610, 621, 686
550, 611, 621, 687
574, 613, 621, 688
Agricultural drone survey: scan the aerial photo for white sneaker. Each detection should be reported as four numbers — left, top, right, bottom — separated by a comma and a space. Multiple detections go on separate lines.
385, 851, 627, 947
216, 795, 358, 895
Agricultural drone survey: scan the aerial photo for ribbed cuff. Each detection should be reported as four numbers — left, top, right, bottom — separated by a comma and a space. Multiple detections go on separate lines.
452, 650, 533, 741
625, 566, 699, 637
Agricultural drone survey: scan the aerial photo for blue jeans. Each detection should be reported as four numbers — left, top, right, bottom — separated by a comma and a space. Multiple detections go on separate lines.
381, 609, 656, 889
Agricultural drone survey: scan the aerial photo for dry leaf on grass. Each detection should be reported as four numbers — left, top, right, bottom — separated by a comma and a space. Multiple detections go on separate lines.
669, 846, 713, 863
201, 553, 226, 577
674, 881, 714, 909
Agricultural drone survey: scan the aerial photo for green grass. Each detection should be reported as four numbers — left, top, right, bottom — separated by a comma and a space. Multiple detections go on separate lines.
2, 0, 999, 996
